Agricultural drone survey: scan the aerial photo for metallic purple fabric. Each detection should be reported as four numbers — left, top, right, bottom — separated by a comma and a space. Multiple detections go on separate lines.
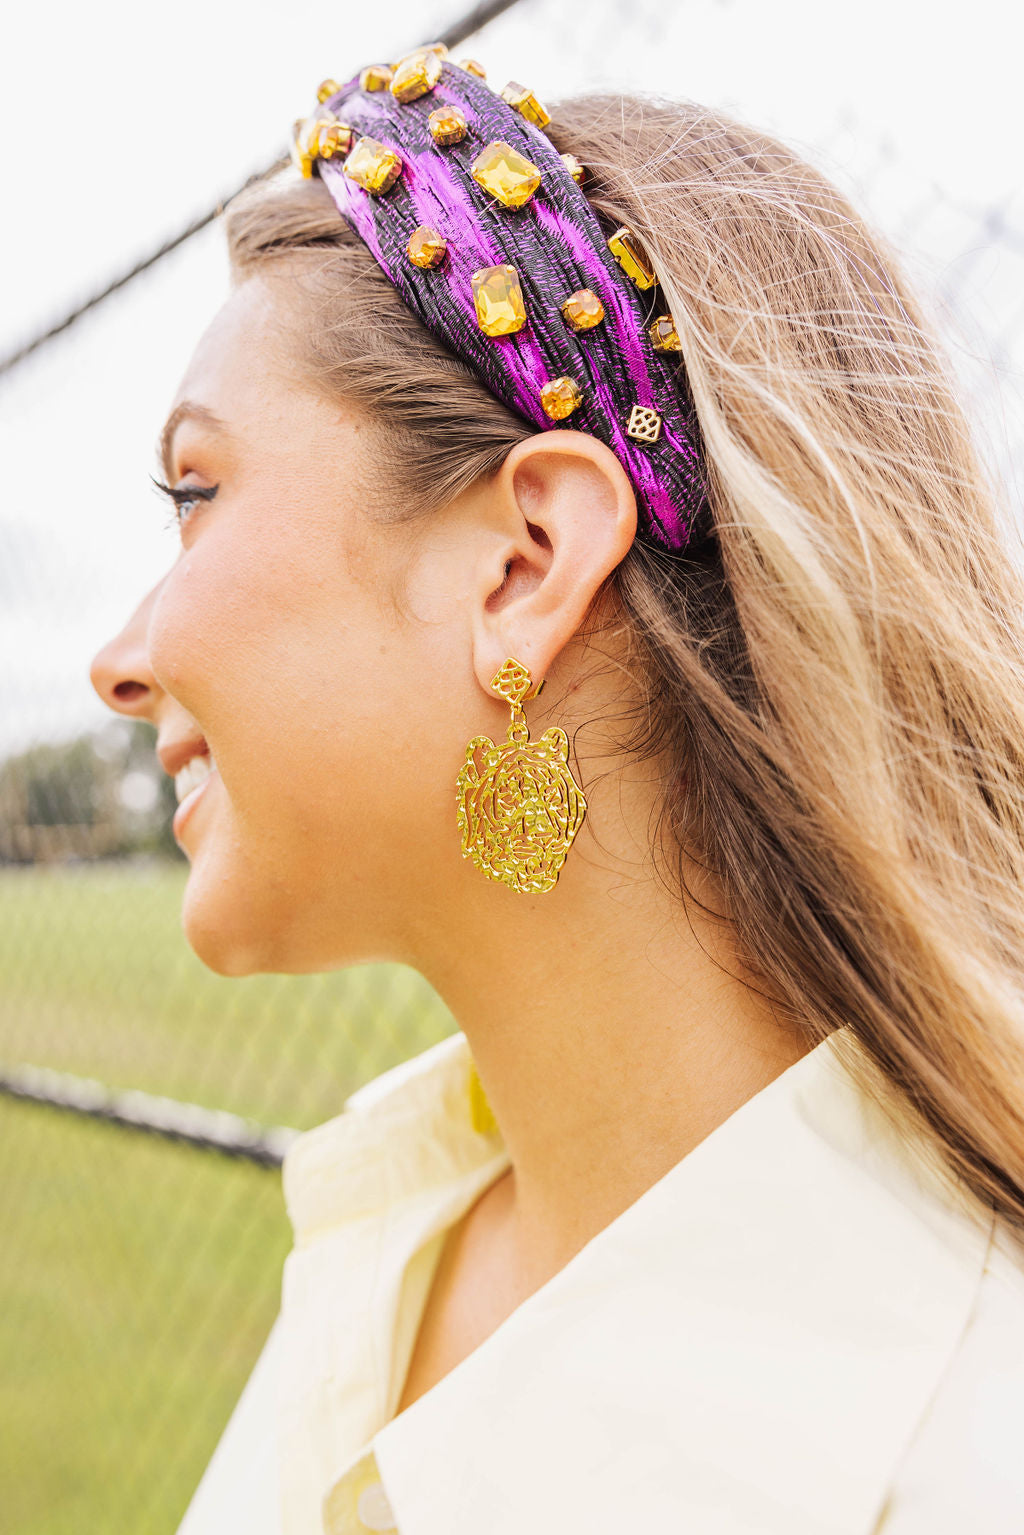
314, 62, 708, 552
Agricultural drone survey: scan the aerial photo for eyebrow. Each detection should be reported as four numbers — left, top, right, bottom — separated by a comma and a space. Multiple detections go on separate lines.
157, 401, 230, 481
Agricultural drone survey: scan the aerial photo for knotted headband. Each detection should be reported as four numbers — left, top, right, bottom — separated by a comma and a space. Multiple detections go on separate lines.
290, 44, 708, 552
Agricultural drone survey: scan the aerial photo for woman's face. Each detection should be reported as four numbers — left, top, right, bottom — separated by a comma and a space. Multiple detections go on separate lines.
89, 273, 492, 975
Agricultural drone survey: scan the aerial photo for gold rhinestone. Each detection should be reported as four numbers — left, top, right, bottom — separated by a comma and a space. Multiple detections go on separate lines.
291, 111, 333, 178
470, 141, 541, 209
561, 289, 604, 332
608, 225, 657, 290
390, 49, 443, 103
343, 137, 403, 195
500, 80, 551, 129
428, 105, 467, 146
407, 226, 447, 268
457, 57, 487, 79
316, 78, 341, 103
560, 153, 585, 184
359, 63, 393, 91
316, 121, 354, 160
649, 315, 681, 352
392, 42, 448, 66
540, 377, 583, 420
626, 405, 662, 442
471, 264, 527, 336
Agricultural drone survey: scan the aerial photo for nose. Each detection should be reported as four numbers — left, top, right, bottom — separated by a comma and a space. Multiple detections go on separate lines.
89, 575, 168, 722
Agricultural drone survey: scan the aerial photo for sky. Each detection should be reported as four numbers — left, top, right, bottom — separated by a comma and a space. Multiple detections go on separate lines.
1, 0, 1021, 758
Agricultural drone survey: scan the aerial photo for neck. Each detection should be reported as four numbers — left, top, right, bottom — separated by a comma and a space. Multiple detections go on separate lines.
409, 686, 809, 1281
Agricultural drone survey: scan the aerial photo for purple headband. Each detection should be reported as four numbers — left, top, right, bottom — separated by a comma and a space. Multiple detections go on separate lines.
290, 45, 708, 552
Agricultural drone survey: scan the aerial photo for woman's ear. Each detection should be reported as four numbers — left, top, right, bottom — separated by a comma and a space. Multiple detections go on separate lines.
469, 431, 638, 695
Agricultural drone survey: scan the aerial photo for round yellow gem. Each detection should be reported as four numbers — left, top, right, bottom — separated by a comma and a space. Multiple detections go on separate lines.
540, 378, 583, 421
470, 141, 542, 210
560, 153, 585, 184
649, 315, 682, 352
428, 105, 467, 146
316, 78, 340, 103
471, 264, 527, 336
343, 137, 403, 195
390, 49, 443, 103
407, 226, 447, 269
561, 289, 605, 332
359, 64, 393, 91
457, 57, 487, 78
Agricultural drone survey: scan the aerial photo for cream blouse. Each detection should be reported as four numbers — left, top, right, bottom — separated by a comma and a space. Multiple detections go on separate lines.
177, 1027, 1024, 1535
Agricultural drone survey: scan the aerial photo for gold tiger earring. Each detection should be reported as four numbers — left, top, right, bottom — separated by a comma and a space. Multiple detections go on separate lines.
455, 657, 588, 894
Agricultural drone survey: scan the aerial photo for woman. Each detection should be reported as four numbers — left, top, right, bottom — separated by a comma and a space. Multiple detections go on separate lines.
89, 46, 1024, 1535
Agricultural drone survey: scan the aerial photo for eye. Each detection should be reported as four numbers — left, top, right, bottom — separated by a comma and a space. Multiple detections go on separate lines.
150, 475, 219, 530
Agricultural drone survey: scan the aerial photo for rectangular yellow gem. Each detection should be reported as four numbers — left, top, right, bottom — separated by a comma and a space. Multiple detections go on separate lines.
608, 225, 657, 290
470, 141, 541, 209
471, 264, 526, 336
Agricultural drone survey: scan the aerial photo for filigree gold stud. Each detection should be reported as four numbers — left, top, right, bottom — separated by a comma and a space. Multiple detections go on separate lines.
500, 81, 551, 128
455, 657, 587, 894
626, 405, 662, 442
608, 225, 657, 290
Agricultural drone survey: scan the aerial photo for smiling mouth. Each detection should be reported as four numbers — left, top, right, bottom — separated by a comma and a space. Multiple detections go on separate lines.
174, 751, 216, 803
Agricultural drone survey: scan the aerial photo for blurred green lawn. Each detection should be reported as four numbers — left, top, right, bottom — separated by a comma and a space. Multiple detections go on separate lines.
0, 861, 457, 1534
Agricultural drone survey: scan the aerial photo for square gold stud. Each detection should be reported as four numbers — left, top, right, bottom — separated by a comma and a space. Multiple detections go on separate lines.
471, 265, 527, 336
626, 405, 662, 442
470, 141, 541, 209
608, 225, 657, 290
390, 49, 443, 102
343, 137, 403, 195
500, 81, 551, 128
540, 377, 583, 420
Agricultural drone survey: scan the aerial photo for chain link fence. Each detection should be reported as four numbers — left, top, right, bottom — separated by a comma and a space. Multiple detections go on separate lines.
1, 0, 1021, 1529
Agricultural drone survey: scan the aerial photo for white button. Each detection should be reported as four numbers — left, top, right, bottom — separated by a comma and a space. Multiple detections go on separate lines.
357, 1480, 397, 1532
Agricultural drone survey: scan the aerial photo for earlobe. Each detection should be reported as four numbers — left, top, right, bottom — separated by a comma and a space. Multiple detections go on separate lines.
470, 431, 638, 695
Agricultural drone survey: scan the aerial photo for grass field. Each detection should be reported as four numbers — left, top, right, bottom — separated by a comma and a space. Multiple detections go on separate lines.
0, 860, 458, 1534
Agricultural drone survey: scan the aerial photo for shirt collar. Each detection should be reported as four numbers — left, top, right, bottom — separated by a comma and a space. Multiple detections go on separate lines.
283, 1029, 995, 1535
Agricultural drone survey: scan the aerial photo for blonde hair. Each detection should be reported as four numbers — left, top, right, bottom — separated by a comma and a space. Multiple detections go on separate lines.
225, 94, 1024, 1238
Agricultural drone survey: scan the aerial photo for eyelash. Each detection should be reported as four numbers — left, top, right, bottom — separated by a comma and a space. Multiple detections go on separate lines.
150, 476, 219, 530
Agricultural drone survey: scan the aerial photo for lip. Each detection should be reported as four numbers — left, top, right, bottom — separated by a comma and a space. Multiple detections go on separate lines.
172, 763, 219, 840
